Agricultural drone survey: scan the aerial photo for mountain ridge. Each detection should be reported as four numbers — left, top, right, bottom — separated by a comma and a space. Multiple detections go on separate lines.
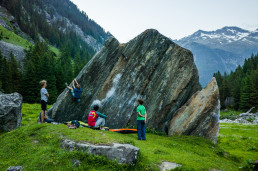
174, 26, 258, 86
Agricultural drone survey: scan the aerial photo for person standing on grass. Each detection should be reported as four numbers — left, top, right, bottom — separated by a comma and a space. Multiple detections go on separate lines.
40, 80, 49, 123
136, 98, 147, 140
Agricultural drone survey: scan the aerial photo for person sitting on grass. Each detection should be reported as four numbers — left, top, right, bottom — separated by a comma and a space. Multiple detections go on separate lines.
66, 78, 82, 102
38, 111, 54, 123
88, 105, 107, 130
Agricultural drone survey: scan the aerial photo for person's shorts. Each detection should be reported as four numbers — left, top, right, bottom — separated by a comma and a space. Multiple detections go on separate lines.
41, 100, 47, 111
94, 117, 105, 128
71, 90, 80, 102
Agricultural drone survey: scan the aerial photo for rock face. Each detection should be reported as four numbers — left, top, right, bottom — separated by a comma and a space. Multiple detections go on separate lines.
168, 78, 220, 143
0, 6, 28, 62
61, 139, 139, 164
48, 29, 199, 133
0, 41, 26, 63
0, 92, 23, 132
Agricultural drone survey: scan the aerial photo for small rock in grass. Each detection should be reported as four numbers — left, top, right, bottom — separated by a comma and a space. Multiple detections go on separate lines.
6, 166, 23, 171
70, 159, 81, 168
159, 161, 181, 171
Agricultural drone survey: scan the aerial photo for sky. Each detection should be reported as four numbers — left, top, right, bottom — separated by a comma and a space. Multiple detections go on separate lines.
71, 0, 258, 43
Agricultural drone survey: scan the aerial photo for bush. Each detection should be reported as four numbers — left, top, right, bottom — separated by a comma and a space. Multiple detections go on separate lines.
239, 159, 255, 171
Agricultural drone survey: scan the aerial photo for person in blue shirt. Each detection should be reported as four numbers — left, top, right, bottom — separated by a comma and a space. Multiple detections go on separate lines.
66, 79, 82, 102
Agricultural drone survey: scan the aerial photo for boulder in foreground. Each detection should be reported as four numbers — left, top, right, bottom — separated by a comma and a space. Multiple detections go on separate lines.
0, 92, 22, 132
61, 139, 139, 164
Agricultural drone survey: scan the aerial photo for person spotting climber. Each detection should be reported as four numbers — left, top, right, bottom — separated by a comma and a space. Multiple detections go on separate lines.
136, 98, 147, 140
88, 105, 107, 130
66, 79, 82, 102
40, 80, 53, 123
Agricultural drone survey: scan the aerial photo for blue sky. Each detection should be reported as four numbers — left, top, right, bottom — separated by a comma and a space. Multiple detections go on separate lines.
71, 0, 258, 43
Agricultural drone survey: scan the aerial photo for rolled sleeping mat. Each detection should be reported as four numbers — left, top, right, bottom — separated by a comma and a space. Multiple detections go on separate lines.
109, 129, 138, 134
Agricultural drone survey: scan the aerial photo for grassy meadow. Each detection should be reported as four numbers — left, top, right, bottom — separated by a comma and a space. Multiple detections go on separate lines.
0, 103, 257, 170
0, 24, 60, 56
0, 25, 32, 49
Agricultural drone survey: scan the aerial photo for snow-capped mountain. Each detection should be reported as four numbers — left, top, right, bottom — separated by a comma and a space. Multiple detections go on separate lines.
175, 26, 258, 86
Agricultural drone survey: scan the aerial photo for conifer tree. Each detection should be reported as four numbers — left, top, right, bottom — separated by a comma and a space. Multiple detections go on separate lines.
9, 52, 22, 93
74, 51, 82, 76
0, 50, 3, 88
60, 46, 73, 83
55, 60, 65, 95
0, 80, 3, 92
0, 51, 3, 93
22, 58, 39, 103
249, 69, 258, 109
240, 76, 251, 110
1, 57, 12, 93
214, 54, 257, 111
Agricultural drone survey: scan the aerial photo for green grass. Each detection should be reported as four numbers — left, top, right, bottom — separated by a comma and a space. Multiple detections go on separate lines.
220, 108, 243, 120
0, 24, 60, 55
1, 17, 14, 31
49, 45, 60, 57
0, 104, 257, 170
0, 25, 32, 49
219, 123, 258, 161
220, 109, 243, 117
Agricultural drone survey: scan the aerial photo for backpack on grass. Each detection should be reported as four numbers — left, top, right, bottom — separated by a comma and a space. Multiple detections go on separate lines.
71, 120, 80, 128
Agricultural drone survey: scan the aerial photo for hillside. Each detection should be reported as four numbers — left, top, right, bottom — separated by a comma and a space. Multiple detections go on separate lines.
0, 103, 257, 170
0, 0, 111, 103
0, 0, 111, 61
175, 26, 258, 86
214, 54, 258, 110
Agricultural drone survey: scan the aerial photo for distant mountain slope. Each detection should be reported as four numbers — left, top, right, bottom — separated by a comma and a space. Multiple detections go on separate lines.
175, 26, 258, 86
0, 0, 111, 61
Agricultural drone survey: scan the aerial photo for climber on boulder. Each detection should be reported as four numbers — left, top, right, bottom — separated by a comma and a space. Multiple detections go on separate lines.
66, 78, 82, 102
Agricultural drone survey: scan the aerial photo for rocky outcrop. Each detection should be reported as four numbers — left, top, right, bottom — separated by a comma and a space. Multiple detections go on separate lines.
168, 78, 220, 143
61, 139, 139, 164
0, 6, 30, 62
0, 41, 26, 63
48, 29, 199, 133
220, 111, 258, 124
0, 92, 23, 132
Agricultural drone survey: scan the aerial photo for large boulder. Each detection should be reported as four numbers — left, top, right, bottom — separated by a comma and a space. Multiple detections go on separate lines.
48, 29, 199, 132
0, 92, 23, 132
168, 78, 220, 143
